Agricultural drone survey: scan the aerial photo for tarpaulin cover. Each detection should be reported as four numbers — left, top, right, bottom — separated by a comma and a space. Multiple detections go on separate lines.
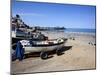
15, 41, 25, 61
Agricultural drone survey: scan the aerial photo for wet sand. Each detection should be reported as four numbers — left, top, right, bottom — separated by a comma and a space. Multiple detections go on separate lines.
11, 31, 96, 74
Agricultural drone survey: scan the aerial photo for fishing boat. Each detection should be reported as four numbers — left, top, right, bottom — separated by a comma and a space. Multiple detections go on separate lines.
12, 28, 31, 38
20, 38, 66, 59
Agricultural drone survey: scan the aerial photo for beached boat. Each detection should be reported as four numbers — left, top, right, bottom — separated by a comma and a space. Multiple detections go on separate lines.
12, 29, 31, 38
20, 38, 66, 59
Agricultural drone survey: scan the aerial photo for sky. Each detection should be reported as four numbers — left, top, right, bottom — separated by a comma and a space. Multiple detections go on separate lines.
12, 0, 96, 29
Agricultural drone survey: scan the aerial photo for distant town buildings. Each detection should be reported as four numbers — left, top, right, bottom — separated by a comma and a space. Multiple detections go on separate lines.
12, 14, 30, 30
12, 14, 66, 31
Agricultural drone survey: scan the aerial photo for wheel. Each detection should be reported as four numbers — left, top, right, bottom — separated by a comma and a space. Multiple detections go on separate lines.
56, 49, 62, 56
40, 52, 48, 59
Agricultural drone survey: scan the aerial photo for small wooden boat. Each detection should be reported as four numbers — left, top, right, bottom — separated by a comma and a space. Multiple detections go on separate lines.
20, 38, 66, 59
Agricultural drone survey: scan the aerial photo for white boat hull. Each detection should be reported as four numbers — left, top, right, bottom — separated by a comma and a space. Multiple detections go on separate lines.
23, 43, 64, 53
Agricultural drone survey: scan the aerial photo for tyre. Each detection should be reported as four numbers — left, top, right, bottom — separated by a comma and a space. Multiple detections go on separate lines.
56, 49, 62, 56
40, 52, 48, 59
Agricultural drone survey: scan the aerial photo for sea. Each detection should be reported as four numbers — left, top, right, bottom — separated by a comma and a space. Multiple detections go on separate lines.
64, 28, 96, 33
40, 28, 96, 34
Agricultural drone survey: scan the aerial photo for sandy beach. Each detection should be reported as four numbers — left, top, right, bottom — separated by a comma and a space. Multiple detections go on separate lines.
11, 31, 96, 74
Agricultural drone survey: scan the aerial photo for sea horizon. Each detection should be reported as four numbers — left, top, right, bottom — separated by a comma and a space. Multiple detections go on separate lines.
39, 27, 96, 33
65, 28, 96, 33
